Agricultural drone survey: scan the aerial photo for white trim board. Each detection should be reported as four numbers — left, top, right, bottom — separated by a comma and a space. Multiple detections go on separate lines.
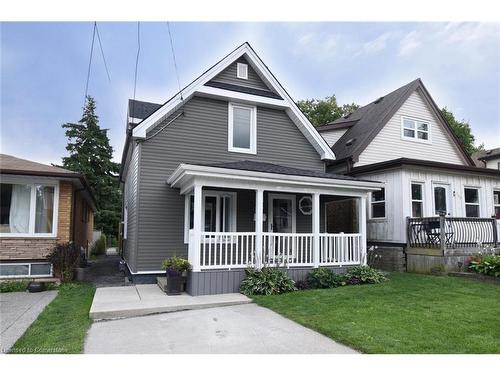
131, 43, 336, 160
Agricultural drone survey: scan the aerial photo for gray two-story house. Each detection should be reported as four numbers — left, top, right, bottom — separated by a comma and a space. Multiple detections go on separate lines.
119, 42, 382, 295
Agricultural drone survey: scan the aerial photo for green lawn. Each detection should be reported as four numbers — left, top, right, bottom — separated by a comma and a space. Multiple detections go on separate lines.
252, 273, 500, 353
9, 282, 95, 354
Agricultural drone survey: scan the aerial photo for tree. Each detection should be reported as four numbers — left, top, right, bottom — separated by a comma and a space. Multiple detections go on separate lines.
297, 95, 359, 127
440, 107, 483, 155
62, 96, 122, 237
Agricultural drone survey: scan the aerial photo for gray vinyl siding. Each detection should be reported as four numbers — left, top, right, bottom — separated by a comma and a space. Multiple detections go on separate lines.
135, 96, 325, 271
123, 142, 140, 271
210, 56, 272, 92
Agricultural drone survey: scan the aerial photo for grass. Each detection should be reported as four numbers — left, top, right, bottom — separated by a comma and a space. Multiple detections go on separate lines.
252, 273, 500, 353
9, 282, 95, 354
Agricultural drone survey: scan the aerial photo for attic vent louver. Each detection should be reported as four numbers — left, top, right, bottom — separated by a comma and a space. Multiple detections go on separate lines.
345, 138, 356, 146
374, 96, 384, 104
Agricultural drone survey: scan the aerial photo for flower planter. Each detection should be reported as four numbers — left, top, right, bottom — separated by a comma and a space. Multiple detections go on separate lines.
166, 269, 183, 295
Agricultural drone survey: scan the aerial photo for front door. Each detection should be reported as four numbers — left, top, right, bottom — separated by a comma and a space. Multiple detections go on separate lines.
268, 194, 296, 233
432, 183, 451, 215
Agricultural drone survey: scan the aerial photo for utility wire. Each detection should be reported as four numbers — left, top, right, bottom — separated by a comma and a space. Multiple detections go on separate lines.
166, 22, 183, 100
84, 22, 97, 107
132, 22, 141, 120
95, 22, 111, 83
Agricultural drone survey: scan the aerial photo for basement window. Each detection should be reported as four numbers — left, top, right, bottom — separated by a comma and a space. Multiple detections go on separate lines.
0, 262, 52, 279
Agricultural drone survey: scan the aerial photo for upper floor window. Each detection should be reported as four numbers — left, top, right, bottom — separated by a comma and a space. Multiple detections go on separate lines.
402, 117, 430, 142
236, 63, 248, 79
411, 183, 424, 218
464, 187, 480, 218
370, 188, 385, 218
493, 190, 500, 219
0, 182, 58, 237
228, 103, 256, 154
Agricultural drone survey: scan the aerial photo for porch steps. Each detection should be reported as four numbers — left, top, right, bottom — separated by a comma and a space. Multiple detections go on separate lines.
89, 284, 251, 321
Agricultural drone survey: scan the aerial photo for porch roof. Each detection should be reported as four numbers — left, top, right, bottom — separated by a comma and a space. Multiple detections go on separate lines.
168, 160, 383, 196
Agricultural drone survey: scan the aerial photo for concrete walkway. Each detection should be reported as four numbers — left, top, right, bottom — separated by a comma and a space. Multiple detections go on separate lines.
0, 290, 57, 353
85, 303, 358, 354
90, 284, 251, 320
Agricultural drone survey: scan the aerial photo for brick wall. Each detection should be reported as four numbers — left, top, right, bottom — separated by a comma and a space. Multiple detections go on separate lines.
0, 180, 75, 261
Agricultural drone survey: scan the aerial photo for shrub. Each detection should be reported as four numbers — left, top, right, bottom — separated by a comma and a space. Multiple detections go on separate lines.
161, 256, 190, 274
345, 265, 388, 284
47, 242, 81, 282
90, 234, 107, 256
306, 268, 347, 289
0, 281, 28, 293
240, 267, 296, 295
295, 279, 310, 290
469, 255, 500, 277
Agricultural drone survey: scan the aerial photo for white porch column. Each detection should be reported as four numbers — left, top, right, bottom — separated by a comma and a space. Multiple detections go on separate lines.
359, 195, 367, 265
312, 192, 320, 268
255, 189, 264, 269
192, 184, 203, 272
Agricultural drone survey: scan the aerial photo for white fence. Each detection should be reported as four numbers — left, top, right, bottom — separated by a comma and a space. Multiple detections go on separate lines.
192, 231, 364, 270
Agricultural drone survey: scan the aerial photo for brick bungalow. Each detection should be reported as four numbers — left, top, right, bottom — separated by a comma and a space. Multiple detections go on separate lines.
0, 154, 96, 279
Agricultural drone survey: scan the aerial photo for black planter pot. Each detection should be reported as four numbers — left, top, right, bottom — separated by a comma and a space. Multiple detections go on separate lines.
166, 269, 183, 295
27, 281, 46, 293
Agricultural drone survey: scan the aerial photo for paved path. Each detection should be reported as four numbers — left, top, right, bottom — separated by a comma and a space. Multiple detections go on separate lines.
85, 303, 357, 354
82, 254, 127, 288
0, 290, 57, 353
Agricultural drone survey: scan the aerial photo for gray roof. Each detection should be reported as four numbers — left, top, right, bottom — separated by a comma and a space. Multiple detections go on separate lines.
0, 153, 78, 175
319, 79, 474, 166
472, 147, 500, 166
206, 160, 371, 182
128, 99, 162, 120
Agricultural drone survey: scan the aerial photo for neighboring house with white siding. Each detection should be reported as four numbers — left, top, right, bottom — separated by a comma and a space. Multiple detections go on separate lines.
473, 147, 500, 170
318, 79, 500, 272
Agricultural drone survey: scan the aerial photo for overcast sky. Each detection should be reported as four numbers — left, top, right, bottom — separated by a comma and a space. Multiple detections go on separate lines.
1, 22, 499, 164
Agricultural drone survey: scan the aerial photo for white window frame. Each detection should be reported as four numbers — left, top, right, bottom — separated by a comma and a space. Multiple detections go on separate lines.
410, 182, 424, 218
464, 186, 481, 218
228, 102, 257, 155
369, 188, 386, 220
401, 116, 431, 144
0, 262, 53, 279
493, 189, 500, 218
0, 176, 59, 238
236, 62, 248, 79
184, 190, 237, 243
268, 193, 297, 233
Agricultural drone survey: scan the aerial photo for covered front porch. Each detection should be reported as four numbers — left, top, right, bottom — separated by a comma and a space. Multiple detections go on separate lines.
168, 161, 382, 294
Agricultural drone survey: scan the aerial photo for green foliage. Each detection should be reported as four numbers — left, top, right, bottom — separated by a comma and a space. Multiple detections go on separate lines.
90, 234, 107, 256
345, 266, 388, 284
161, 256, 191, 273
297, 95, 359, 127
0, 281, 59, 293
306, 268, 347, 289
62, 96, 122, 236
240, 267, 297, 295
46, 243, 81, 282
10, 282, 95, 354
441, 107, 483, 155
469, 255, 500, 277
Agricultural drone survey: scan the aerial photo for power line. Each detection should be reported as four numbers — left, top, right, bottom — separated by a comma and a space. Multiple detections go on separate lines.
166, 22, 182, 100
95, 22, 111, 83
84, 22, 97, 106
132, 22, 141, 119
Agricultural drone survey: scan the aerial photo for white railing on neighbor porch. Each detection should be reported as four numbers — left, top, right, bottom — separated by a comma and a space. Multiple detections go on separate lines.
193, 231, 364, 270
319, 233, 363, 266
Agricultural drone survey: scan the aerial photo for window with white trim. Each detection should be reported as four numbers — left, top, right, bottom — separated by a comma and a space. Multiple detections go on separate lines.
493, 190, 500, 219
185, 191, 237, 241
228, 103, 256, 154
464, 187, 480, 218
411, 183, 424, 218
402, 117, 430, 142
371, 188, 385, 218
0, 182, 58, 237
0, 262, 52, 278
236, 63, 248, 79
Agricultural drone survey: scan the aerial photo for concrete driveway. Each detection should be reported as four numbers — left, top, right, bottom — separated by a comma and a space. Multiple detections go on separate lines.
0, 290, 57, 353
84, 303, 357, 354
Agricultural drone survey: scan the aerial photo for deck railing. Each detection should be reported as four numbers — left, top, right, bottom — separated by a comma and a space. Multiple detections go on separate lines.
407, 214, 498, 251
193, 231, 364, 270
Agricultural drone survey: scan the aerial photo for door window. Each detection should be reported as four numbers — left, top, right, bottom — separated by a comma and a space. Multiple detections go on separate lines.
433, 185, 448, 215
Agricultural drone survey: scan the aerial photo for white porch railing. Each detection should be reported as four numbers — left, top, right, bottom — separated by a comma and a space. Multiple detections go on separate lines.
319, 233, 362, 266
192, 231, 364, 270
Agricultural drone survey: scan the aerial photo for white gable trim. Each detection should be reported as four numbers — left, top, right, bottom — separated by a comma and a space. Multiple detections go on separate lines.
132, 43, 336, 160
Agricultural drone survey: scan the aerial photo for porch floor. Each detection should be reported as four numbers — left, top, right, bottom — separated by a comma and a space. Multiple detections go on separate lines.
89, 284, 251, 321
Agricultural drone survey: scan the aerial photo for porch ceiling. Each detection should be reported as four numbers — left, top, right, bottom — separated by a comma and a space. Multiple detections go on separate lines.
167, 161, 383, 196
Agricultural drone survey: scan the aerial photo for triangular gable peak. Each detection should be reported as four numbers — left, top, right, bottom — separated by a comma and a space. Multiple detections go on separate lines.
132, 43, 335, 160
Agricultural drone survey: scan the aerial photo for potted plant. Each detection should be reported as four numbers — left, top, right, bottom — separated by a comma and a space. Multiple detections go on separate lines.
161, 256, 191, 295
